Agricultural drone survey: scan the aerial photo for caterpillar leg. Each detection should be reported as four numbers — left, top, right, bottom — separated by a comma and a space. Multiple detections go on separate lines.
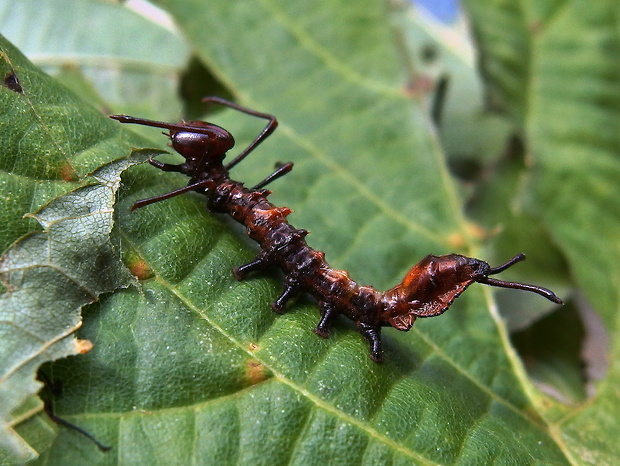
270, 275, 302, 314
357, 323, 383, 362
314, 302, 338, 338
200, 96, 278, 171
252, 162, 293, 190
233, 252, 271, 280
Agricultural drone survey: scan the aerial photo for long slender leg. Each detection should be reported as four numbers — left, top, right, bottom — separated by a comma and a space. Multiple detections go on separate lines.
131, 179, 211, 211
252, 162, 293, 190
148, 159, 186, 173
201, 96, 278, 170
110, 115, 223, 139
314, 302, 338, 338
357, 323, 383, 362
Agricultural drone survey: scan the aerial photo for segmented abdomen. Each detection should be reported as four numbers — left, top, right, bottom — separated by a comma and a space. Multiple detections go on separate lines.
208, 179, 383, 325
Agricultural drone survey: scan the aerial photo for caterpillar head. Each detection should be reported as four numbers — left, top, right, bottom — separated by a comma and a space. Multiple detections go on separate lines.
382, 253, 562, 331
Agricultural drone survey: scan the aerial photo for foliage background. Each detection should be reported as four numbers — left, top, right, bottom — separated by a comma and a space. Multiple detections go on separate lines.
1, 0, 618, 464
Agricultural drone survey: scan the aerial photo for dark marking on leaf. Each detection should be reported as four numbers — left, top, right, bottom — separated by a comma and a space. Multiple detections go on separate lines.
3, 71, 23, 93
38, 370, 112, 451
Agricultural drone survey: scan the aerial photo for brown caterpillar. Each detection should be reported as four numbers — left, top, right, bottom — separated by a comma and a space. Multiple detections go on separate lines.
111, 97, 562, 362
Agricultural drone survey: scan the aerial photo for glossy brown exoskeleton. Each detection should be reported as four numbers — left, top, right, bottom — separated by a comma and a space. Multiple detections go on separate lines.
111, 97, 562, 362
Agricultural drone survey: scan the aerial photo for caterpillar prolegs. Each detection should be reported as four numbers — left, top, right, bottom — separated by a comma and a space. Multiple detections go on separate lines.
111, 97, 563, 362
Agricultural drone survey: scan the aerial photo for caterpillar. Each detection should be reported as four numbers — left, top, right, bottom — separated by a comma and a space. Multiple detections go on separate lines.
111, 97, 563, 362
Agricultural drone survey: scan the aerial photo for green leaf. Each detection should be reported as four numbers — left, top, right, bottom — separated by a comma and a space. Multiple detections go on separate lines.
463, 0, 620, 462
0, 0, 190, 121
6, 0, 614, 463
0, 35, 156, 462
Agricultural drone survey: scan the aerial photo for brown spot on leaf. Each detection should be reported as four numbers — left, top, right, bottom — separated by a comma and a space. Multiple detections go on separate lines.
127, 256, 153, 280
246, 358, 269, 385
60, 162, 78, 182
75, 339, 93, 354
